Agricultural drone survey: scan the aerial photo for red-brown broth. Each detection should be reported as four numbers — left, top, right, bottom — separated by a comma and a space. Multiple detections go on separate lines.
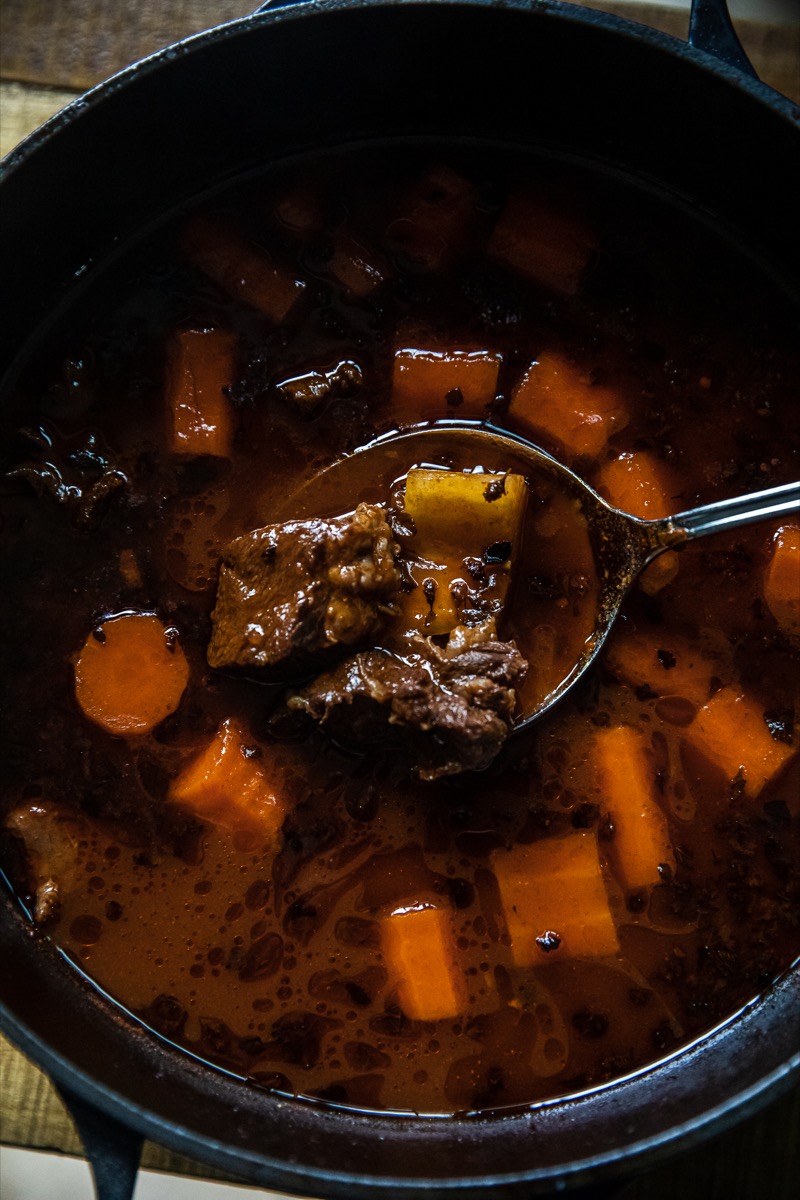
1, 143, 798, 1115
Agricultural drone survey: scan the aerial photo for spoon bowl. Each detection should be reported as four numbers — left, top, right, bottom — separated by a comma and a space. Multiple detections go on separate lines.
283, 423, 800, 730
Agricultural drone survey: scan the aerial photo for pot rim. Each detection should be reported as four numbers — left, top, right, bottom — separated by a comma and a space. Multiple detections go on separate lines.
1, 2, 798, 1195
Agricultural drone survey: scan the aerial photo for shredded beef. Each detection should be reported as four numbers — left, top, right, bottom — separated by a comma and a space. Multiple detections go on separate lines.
283, 619, 526, 778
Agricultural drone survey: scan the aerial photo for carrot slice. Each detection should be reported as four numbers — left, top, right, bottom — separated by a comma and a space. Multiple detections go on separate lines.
764, 524, 800, 639
166, 328, 236, 458
594, 725, 675, 893
182, 213, 305, 322
487, 189, 597, 297
392, 347, 502, 422
168, 718, 285, 836
508, 352, 628, 459
74, 613, 189, 736
686, 688, 795, 796
380, 902, 468, 1021
491, 832, 620, 965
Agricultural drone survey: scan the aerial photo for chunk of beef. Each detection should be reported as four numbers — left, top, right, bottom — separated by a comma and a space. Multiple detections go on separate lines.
277, 359, 363, 417
284, 620, 526, 779
208, 503, 401, 677
5, 803, 85, 922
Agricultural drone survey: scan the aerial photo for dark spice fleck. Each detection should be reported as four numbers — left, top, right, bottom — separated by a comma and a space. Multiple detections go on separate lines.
484, 541, 512, 563
535, 930, 562, 953
657, 649, 676, 669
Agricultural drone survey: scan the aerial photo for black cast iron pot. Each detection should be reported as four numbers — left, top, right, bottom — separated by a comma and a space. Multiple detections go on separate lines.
1, 2, 798, 1198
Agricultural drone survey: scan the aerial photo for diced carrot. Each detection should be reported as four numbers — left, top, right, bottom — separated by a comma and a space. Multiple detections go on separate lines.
764, 524, 800, 639
491, 832, 620, 965
598, 450, 684, 593
118, 548, 143, 589
487, 189, 597, 297
391, 347, 502, 423
508, 352, 628, 459
74, 613, 189, 737
181, 213, 305, 322
166, 328, 235, 458
594, 725, 675, 893
399, 468, 527, 635
603, 629, 722, 708
324, 234, 387, 297
380, 902, 468, 1021
272, 182, 325, 238
597, 451, 680, 520
686, 688, 795, 796
168, 718, 285, 836
389, 165, 480, 269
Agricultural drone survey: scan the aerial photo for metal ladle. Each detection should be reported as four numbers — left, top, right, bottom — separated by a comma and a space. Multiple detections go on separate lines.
286, 424, 800, 731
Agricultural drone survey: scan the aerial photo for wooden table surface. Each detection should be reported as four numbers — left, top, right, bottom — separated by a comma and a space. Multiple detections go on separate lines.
1, 2, 799, 1197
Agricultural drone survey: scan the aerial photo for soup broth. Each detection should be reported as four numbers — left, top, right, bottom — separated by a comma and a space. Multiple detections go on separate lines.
1, 143, 798, 1115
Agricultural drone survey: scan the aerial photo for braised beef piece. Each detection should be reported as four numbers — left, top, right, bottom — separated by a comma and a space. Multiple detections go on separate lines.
283, 621, 526, 779
208, 503, 401, 677
5, 803, 87, 922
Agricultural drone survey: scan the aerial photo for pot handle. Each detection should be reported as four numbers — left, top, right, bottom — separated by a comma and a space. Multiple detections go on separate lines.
688, 0, 757, 77
56, 1084, 143, 1200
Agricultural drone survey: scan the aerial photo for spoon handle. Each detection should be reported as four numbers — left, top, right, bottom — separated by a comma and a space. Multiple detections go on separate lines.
649, 479, 800, 548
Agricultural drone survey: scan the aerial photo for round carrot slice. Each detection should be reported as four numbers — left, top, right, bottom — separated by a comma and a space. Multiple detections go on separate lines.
74, 612, 189, 736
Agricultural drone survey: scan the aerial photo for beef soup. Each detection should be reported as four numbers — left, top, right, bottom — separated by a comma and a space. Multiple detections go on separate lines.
1, 143, 798, 1116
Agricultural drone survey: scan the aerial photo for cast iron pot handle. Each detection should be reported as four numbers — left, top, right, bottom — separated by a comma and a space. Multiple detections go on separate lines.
688, 0, 756, 75
56, 1084, 143, 1200
254, 0, 759, 81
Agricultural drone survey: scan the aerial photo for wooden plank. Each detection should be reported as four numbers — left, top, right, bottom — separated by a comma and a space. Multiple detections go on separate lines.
0, 82, 81, 159
0, 0, 253, 92
0, 0, 797, 102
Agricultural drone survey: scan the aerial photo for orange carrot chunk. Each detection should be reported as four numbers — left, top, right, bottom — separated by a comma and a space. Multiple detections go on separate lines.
603, 629, 722, 708
598, 450, 683, 592
166, 328, 236, 458
764, 524, 800, 639
325, 234, 387, 297
182, 213, 305, 322
508, 352, 628, 459
594, 725, 675, 893
380, 902, 468, 1021
168, 718, 285, 836
491, 832, 620, 965
487, 189, 597, 297
392, 347, 502, 422
390, 165, 480, 269
686, 689, 795, 796
74, 613, 189, 737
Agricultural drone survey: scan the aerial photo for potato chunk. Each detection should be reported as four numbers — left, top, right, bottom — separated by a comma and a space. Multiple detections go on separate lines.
491, 832, 620, 965
380, 902, 468, 1021
169, 719, 285, 836
400, 468, 527, 635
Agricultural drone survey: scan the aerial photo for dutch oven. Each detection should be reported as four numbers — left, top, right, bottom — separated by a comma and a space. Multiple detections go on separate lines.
1, 2, 798, 1197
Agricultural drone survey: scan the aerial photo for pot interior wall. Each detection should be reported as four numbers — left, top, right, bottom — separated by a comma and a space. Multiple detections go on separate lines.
1, 2, 798, 376
1, 3, 798, 1195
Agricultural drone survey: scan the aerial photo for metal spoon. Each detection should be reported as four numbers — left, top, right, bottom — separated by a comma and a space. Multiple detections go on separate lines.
284, 424, 800, 731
